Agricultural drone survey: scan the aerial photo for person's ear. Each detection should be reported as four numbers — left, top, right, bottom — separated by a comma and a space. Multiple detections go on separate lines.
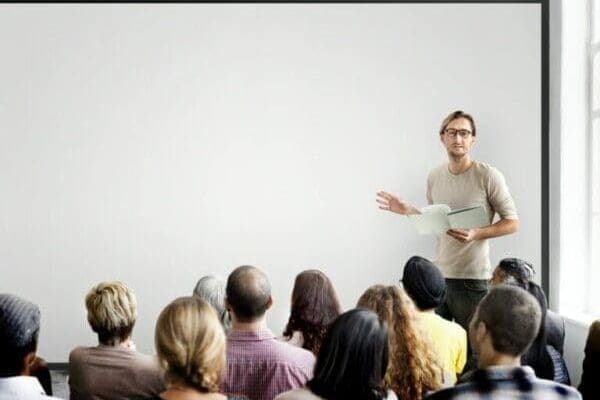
476, 321, 487, 343
22, 352, 37, 375
224, 297, 231, 312
266, 296, 273, 310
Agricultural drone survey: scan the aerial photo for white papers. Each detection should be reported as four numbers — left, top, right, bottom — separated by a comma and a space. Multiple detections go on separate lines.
408, 204, 489, 235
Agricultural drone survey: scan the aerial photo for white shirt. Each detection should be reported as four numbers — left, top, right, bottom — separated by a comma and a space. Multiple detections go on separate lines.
0, 376, 61, 399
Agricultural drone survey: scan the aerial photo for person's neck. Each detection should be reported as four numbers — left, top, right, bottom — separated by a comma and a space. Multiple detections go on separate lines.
232, 316, 267, 332
161, 385, 222, 400
448, 155, 473, 174
477, 350, 521, 369
99, 337, 134, 349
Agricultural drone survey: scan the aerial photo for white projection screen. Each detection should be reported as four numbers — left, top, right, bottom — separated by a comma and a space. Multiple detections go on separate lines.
0, 3, 541, 361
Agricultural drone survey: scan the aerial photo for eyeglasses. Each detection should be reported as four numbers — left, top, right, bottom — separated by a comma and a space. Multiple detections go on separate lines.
444, 128, 472, 138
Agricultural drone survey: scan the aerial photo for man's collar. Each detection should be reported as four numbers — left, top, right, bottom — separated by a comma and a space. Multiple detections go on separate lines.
474, 365, 536, 382
228, 327, 275, 341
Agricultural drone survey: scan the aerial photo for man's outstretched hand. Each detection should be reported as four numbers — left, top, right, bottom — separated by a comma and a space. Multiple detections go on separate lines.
376, 191, 418, 215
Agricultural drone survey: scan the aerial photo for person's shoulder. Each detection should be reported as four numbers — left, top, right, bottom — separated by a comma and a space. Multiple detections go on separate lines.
532, 377, 582, 398
277, 339, 315, 361
431, 313, 466, 336
473, 161, 504, 179
129, 351, 161, 371
68, 345, 93, 362
270, 340, 316, 371
275, 387, 320, 400
423, 385, 461, 400
428, 163, 448, 178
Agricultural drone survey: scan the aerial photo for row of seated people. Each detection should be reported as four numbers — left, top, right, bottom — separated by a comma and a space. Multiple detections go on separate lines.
0, 257, 597, 400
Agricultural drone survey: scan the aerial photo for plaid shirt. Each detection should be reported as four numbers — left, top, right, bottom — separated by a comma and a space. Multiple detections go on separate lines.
223, 328, 315, 400
425, 366, 582, 400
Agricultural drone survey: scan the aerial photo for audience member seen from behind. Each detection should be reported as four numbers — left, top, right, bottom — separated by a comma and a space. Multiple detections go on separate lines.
401, 256, 467, 383
425, 285, 581, 400
282, 269, 342, 355
146, 296, 237, 400
490, 258, 569, 383
578, 319, 600, 400
69, 281, 164, 400
193, 275, 231, 333
0, 294, 60, 399
223, 265, 315, 400
358, 285, 443, 399
275, 308, 397, 400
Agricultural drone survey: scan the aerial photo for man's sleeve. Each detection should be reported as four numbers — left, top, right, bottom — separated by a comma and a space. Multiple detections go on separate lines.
486, 167, 518, 220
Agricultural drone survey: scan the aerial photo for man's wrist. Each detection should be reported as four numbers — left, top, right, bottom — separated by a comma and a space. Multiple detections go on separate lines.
473, 228, 484, 240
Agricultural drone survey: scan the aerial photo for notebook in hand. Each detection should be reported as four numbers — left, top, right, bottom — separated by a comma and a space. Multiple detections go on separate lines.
408, 204, 488, 235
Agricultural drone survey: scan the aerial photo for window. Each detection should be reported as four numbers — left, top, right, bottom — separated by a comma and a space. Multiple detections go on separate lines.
555, 0, 599, 320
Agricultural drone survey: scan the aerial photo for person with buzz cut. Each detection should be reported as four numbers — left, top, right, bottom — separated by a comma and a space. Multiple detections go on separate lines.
425, 285, 581, 400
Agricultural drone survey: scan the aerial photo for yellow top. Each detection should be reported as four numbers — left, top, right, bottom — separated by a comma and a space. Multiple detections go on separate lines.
418, 311, 467, 383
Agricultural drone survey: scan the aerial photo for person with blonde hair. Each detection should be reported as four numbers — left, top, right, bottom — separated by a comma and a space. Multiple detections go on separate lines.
69, 281, 164, 400
357, 285, 443, 400
146, 296, 237, 400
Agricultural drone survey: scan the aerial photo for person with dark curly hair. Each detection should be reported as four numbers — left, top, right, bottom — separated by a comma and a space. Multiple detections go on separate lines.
282, 270, 342, 355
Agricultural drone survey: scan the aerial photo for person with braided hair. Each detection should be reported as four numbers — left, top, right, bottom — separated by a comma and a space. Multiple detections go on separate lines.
146, 296, 241, 400
357, 285, 444, 399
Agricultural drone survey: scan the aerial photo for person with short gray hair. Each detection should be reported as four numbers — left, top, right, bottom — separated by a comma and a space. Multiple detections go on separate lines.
425, 286, 581, 400
193, 275, 231, 333
0, 293, 60, 399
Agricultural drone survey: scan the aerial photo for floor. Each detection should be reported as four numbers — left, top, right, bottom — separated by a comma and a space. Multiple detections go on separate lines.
49, 369, 69, 399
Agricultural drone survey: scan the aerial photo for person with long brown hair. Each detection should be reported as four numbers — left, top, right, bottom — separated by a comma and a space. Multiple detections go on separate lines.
282, 270, 342, 355
357, 285, 443, 400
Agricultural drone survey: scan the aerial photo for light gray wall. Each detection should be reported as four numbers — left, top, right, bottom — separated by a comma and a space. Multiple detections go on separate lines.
0, 4, 541, 361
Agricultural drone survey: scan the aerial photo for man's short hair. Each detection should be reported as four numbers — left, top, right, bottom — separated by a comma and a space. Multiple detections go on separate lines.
0, 294, 41, 376
473, 285, 541, 356
226, 265, 271, 323
85, 281, 137, 345
439, 110, 477, 137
